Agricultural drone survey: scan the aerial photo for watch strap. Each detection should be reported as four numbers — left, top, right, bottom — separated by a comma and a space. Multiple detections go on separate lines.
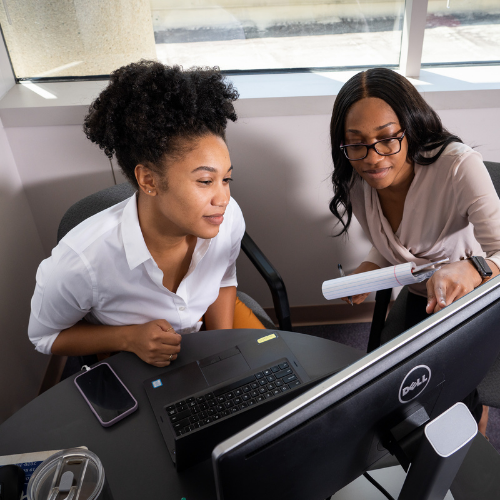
469, 256, 493, 277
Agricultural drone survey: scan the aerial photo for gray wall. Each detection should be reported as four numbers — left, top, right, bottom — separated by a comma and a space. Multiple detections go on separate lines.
0, 39, 48, 423
5, 106, 500, 312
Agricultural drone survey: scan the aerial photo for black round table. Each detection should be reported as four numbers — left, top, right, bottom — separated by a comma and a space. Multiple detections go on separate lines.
0, 329, 363, 499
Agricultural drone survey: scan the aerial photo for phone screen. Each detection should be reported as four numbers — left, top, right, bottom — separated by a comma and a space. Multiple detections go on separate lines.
75, 364, 137, 424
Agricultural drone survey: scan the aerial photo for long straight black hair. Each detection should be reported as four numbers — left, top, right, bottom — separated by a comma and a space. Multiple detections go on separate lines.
330, 68, 462, 236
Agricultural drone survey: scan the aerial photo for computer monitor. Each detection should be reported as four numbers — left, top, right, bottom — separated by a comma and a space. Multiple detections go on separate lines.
212, 276, 500, 500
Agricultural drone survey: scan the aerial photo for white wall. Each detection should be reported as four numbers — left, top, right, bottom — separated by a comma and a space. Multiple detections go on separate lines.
227, 113, 372, 308
229, 107, 500, 308
0, 33, 50, 423
0, 35, 50, 422
5, 106, 499, 312
438, 108, 500, 161
0, 119, 50, 423
5, 125, 116, 255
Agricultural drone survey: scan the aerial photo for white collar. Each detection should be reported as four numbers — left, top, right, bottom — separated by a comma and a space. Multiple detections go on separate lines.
121, 194, 153, 270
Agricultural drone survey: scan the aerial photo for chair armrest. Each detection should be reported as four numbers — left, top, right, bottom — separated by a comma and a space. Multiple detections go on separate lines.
367, 288, 392, 352
241, 232, 293, 332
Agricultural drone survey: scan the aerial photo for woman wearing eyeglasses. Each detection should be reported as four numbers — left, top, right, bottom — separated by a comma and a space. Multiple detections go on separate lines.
329, 67, 500, 430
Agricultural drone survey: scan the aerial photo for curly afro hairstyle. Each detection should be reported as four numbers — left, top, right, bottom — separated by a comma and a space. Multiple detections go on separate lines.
84, 60, 239, 187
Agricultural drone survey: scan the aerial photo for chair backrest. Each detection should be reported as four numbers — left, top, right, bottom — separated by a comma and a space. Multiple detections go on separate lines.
57, 183, 136, 242
477, 161, 500, 407
484, 161, 500, 197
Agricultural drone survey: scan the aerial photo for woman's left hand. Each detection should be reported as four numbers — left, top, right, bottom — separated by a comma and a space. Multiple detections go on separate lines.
426, 260, 483, 314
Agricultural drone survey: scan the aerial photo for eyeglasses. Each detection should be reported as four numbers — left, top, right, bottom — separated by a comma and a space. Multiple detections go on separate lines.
340, 130, 406, 161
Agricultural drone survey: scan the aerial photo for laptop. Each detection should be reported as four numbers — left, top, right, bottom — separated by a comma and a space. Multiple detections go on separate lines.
143, 330, 335, 471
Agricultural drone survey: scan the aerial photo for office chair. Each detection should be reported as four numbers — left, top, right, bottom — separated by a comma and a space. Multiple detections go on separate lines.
366, 161, 500, 409
57, 183, 292, 368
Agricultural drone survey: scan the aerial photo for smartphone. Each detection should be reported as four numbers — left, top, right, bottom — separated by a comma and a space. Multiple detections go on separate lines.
74, 363, 138, 427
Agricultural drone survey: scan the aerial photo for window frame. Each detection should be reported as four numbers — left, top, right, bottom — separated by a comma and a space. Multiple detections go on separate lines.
2, 0, 499, 84
0, 0, 499, 107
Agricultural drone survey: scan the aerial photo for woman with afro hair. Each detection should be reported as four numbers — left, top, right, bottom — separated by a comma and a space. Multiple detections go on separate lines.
28, 60, 264, 368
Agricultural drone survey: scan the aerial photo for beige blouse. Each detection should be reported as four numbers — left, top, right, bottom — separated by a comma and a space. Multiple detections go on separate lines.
351, 142, 500, 296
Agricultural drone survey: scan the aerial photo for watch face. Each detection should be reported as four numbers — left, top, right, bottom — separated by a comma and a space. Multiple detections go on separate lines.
471, 256, 493, 277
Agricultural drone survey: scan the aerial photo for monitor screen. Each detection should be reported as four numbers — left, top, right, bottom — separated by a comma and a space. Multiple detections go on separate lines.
213, 276, 500, 500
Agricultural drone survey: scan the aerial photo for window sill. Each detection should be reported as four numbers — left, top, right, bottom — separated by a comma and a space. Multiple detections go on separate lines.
1, 65, 499, 127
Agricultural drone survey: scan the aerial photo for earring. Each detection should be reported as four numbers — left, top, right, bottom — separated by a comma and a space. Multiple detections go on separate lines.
148, 190, 152, 193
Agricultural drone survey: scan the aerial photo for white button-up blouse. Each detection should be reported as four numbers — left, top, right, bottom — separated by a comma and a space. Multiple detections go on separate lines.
28, 193, 245, 354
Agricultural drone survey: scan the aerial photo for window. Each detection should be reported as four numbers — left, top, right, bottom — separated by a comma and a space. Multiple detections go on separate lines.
422, 0, 500, 65
152, 1, 405, 71
0, 1, 498, 81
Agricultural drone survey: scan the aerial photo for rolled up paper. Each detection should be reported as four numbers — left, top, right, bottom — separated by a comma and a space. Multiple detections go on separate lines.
322, 261, 442, 301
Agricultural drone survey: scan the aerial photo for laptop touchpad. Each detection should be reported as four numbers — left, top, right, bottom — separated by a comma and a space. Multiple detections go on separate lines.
201, 352, 250, 386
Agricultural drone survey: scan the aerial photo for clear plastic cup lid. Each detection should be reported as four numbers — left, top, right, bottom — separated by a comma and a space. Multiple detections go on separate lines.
27, 448, 105, 500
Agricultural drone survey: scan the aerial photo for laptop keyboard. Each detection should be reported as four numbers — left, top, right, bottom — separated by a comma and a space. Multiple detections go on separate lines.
166, 359, 301, 437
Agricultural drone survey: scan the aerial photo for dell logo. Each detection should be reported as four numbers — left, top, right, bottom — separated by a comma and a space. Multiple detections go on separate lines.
402, 375, 428, 396
399, 365, 431, 403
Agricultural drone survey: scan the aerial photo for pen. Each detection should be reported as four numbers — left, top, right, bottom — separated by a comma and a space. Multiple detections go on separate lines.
338, 264, 354, 306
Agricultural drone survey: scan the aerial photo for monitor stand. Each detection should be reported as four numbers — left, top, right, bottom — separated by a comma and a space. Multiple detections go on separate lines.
398, 402, 476, 500
333, 402, 500, 500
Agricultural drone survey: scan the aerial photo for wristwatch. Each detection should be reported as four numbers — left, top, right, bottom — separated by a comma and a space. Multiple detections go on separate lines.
469, 256, 493, 281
